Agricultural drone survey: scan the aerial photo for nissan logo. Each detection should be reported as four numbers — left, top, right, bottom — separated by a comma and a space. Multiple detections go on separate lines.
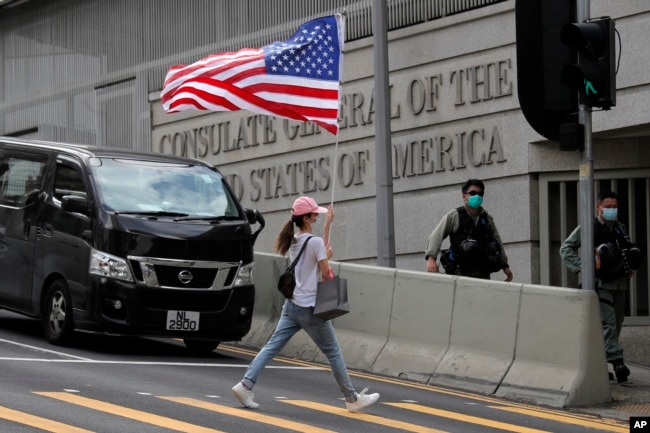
178, 270, 193, 284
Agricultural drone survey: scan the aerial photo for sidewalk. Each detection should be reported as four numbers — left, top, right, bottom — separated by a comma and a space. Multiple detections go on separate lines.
575, 363, 650, 421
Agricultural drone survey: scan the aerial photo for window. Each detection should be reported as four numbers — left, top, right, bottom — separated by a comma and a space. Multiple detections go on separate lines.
53, 164, 87, 202
0, 152, 47, 207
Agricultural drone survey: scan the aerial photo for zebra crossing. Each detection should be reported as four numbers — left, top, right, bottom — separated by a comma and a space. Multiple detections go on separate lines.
0, 390, 629, 433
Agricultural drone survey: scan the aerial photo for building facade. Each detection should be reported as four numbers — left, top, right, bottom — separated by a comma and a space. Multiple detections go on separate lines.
1, 0, 649, 322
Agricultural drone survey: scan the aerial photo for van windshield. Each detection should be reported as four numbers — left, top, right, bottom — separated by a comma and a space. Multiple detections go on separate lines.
91, 158, 240, 218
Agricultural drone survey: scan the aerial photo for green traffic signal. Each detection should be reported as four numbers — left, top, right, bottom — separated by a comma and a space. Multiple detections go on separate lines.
584, 80, 597, 96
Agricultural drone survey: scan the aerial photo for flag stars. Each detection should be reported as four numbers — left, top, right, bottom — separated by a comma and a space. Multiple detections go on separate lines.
263, 16, 340, 81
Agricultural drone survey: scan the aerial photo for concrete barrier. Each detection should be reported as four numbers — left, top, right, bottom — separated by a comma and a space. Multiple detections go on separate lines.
495, 284, 610, 407
244, 252, 611, 408
240, 253, 288, 349
371, 269, 454, 382
329, 263, 396, 371
431, 277, 521, 394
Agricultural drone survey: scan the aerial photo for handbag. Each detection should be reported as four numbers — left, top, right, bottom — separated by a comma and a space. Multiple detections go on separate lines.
277, 236, 312, 299
314, 269, 350, 320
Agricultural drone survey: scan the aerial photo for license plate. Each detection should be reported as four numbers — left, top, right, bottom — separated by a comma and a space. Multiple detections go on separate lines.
166, 310, 200, 331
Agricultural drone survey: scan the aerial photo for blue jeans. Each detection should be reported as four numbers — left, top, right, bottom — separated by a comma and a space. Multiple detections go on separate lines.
241, 300, 356, 398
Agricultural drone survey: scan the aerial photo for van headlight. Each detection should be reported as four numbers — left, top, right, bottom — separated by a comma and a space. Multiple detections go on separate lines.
89, 248, 133, 282
232, 262, 254, 287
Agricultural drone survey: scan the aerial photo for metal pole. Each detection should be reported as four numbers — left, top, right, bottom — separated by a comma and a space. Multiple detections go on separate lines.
577, 0, 595, 291
372, 0, 396, 267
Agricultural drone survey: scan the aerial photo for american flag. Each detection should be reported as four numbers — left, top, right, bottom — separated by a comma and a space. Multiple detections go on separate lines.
161, 14, 344, 136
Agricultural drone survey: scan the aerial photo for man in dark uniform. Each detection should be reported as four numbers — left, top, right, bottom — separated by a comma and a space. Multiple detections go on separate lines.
560, 190, 643, 383
425, 179, 513, 281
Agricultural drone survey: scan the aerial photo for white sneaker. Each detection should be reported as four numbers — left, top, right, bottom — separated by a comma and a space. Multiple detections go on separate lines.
232, 382, 259, 409
345, 387, 380, 412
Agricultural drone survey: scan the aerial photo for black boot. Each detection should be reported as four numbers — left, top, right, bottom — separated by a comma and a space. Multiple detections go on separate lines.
613, 360, 630, 383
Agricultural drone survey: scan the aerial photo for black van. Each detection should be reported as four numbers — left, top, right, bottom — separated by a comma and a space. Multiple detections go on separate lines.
0, 137, 264, 352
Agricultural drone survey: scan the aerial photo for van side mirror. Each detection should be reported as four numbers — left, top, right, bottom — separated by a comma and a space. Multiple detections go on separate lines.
62, 195, 91, 216
244, 208, 257, 224
244, 208, 265, 245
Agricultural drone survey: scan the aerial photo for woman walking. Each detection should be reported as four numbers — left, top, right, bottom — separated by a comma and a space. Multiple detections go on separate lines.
232, 196, 379, 412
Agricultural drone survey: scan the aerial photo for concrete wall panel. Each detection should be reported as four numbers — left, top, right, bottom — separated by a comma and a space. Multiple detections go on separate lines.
319, 263, 396, 370
245, 252, 611, 408
241, 253, 288, 349
432, 277, 521, 394
372, 270, 454, 382
495, 285, 610, 407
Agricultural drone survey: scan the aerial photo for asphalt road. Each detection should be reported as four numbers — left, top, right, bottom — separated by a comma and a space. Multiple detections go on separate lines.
0, 309, 631, 433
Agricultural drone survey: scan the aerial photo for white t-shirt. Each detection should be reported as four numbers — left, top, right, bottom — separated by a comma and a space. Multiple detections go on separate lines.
290, 233, 327, 307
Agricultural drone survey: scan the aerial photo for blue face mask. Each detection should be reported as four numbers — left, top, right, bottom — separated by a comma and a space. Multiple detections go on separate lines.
602, 208, 618, 221
468, 195, 483, 209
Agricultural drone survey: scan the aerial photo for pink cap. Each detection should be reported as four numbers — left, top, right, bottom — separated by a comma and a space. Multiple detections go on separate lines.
291, 196, 328, 216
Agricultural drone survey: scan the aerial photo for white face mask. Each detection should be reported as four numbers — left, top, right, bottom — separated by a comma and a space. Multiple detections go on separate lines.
602, 208, 618, 221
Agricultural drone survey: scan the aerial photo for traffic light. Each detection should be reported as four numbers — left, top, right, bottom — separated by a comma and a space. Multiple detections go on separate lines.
561, 18, 616, 109
515, 0, 579, 143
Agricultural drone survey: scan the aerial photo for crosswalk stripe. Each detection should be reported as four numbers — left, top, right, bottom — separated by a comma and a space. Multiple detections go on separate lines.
281, 400, 448, 433
34, 392, 224, 433
490, 406, 628, 433
0, 406, 94, 433
160, 396, 337, 433
386, 402, 552, 433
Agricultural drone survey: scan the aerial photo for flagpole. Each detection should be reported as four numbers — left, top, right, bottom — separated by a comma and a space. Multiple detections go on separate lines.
328, 136, 339, 245
328, 12, 346, 245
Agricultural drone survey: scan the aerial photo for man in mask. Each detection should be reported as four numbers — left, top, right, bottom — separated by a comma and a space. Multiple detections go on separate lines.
560, 190, 642, 383
424, 179, 513, 281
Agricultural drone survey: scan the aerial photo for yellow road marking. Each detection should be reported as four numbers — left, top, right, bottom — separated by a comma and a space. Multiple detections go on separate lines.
160, 396, 337, 433
220, 344, 625, 427
281, 400, 448, 433
0, 406, 94, 433
34, 392, 224, 433
491, 406, 628, 433
386, 402, 552, 433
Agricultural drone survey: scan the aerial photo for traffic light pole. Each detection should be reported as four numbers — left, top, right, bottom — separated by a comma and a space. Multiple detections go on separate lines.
579, 106, 595, 291
577, 0, 595, 291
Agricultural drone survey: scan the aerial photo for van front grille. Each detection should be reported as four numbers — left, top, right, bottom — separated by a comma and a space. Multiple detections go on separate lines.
128, 256, 241, 290
154, 266, 218, 289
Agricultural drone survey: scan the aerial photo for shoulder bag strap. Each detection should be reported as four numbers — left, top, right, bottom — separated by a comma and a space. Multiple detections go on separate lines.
288, 236, 313, 270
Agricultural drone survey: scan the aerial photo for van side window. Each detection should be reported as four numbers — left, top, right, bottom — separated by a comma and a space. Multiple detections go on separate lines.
0, 154, 46, 207
54, 165, 87, 202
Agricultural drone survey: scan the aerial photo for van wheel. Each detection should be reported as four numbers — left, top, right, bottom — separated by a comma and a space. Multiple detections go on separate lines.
42, 280, 74, 345
183, 339, 220, 354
